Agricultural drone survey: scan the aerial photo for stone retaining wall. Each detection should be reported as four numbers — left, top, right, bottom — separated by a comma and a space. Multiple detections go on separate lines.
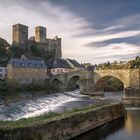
122, 97, 140, 107
0, 103, 125, 140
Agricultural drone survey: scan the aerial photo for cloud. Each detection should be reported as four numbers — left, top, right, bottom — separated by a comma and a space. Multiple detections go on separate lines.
0, 0, 140, 64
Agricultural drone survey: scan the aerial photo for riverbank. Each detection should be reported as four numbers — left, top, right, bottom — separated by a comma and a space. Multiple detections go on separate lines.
0, 102, 126, 140
0, 91, 50, 105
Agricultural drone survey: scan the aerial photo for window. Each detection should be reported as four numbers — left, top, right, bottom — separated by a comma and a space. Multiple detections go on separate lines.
28, 63, 31, 67
0, 69, 2, 72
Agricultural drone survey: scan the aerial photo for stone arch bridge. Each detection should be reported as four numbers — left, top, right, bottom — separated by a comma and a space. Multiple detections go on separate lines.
50, 69, 140, 98
50, 71, 84, 91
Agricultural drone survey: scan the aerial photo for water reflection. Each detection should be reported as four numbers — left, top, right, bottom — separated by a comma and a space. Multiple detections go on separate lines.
125, 110, 140, 136
72, 119, 125, 140
73, 110, 140, 140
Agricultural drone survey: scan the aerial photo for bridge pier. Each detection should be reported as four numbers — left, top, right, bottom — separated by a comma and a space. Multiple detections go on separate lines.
122, 87, 140, 107
80, 79, 95, 95
80, 69, 97, 95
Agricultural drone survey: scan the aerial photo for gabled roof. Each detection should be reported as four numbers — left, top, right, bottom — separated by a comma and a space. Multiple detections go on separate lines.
46, 59, 72, 69
66, 59, 83, 68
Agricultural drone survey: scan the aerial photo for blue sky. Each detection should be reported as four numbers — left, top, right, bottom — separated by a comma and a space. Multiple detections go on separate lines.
0, 0, 140, 64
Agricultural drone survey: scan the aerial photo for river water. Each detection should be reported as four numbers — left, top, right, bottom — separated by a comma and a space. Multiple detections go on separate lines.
73, 92, 140, 140
0, 91, 140, 140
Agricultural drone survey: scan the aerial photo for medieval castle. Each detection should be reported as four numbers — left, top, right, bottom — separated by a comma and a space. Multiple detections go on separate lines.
12, 23, 62, 59
0, 23, 83, 83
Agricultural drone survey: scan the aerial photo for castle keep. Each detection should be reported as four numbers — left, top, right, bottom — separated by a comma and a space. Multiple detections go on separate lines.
13, 24, 28, 46
12, 24, 62, 60
35, 26, 46, 42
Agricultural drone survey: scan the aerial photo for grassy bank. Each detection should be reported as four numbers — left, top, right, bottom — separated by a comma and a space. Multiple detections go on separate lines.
0, 103, 112, 131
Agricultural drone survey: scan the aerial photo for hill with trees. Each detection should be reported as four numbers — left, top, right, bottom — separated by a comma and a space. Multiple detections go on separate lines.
0, 38, 55, 66
96, 56, 140, 70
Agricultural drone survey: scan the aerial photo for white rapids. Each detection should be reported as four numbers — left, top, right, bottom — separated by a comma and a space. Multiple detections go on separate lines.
0, 90, 87, 121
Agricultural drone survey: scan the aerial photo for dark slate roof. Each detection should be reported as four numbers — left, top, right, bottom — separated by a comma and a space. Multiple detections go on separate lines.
46, 59, 72, 69
67, 59, 83, 67
8, 58, 46, 68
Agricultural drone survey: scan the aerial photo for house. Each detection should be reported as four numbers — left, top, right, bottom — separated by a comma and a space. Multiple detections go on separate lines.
7, 55, 48, 84
47, 59, 73, 75
65, 58, 84, 71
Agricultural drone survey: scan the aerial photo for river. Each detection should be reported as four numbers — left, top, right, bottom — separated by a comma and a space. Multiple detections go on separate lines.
73, 92, 140, 140
0, 91, 140, 140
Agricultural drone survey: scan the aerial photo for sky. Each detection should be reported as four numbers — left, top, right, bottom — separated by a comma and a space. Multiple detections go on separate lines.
0, 0, 140, 64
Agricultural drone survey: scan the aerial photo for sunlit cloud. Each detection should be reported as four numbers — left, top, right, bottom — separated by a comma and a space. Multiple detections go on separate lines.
0, 0, 140, 64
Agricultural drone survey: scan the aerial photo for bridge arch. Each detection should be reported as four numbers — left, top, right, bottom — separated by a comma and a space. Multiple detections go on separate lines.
94, 70, 130, 88
67, 75, 80, 91
95, 76, 124, 92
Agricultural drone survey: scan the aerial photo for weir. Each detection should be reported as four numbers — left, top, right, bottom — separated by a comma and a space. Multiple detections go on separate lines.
0, 103, 125, 140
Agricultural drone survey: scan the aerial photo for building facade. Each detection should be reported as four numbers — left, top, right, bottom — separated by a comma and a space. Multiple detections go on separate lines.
7, 56, 48, 84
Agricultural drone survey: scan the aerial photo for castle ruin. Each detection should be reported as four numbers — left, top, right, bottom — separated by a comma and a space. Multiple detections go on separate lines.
12, 24, 62, 60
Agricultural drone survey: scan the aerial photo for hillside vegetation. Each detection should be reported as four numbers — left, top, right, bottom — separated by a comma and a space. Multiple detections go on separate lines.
96, 56, 140, 70
0, 38, 55, 66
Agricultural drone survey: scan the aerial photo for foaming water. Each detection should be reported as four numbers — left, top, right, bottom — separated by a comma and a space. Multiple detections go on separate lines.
0, 90, 87, 121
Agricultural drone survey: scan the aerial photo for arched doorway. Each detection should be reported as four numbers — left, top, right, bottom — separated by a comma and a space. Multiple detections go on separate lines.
67, 76, 80, 91
51, 78, 62, 93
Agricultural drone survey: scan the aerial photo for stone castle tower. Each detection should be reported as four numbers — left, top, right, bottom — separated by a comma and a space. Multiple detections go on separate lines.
12, 24, 28, 46
35, 26, 46, 43
12, 24, 62, 59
